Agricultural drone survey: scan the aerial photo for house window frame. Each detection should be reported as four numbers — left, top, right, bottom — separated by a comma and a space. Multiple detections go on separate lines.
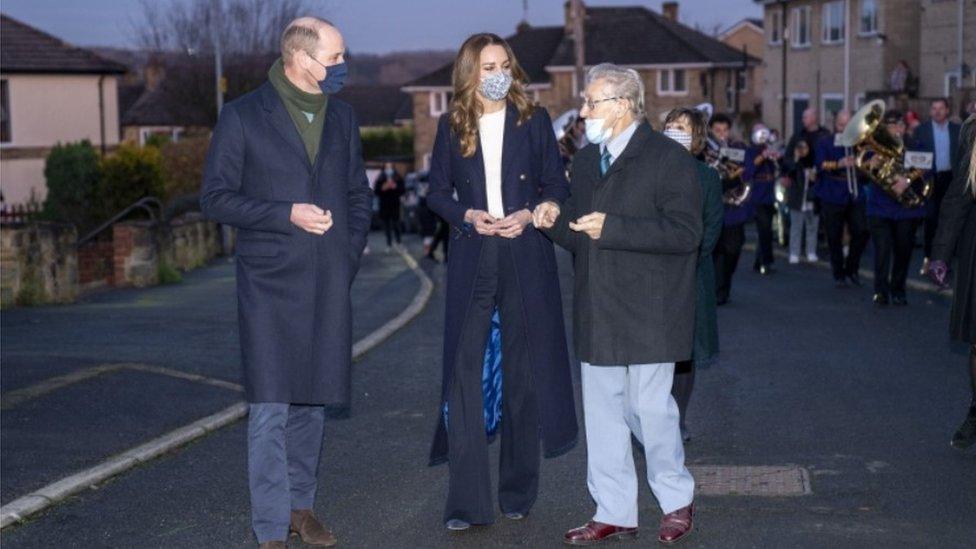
657, 68, 689, 96
429, 91, 450, 117
1, 79, 11, 145
822, 0, 846, 45
769, 10, 783, 45
789, 92, 812, 137
858, 0, 879, 36
138, 126, 183, 146
791, 5, 812, 48
821, 93, 845, 127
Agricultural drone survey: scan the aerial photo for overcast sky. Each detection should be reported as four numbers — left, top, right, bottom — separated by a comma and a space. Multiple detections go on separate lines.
2, 0, 761, 54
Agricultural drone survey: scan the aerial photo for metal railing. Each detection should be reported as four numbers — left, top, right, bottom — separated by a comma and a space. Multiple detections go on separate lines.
76, 197, 164, 248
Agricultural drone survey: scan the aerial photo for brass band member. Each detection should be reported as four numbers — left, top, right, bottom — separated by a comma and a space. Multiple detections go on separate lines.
710, 114, 751, 305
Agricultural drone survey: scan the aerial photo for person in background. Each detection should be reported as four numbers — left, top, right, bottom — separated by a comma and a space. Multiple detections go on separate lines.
866, 110, 927, 306
905, 110, 921, 140
663, 107, 723, 443
709, 114, 751, 305
929, 112, 976, 450
783, 107, 830, 263
374, 162, 405, 250
915, 97, 961, 275
815, 110, 869, 288
744, 122, 780, 275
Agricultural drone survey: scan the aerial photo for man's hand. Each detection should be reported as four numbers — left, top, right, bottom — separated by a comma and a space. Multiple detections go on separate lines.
290, 203, 333, 235
533, 201, 561, 229
569, 212, 606, 240
891, 176, 910, 197
838, 156, 855, 168
464, 209, 498, 236
494, 209, 533, 239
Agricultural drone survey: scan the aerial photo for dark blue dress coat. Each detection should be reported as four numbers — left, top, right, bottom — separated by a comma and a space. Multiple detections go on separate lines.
200, 82, 373, 408
426, 105, 578, 464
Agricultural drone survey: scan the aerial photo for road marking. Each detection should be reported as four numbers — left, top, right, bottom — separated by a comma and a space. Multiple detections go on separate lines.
0, 363, 243, 410
0, 245, 433, 530
689, 465, 811, 496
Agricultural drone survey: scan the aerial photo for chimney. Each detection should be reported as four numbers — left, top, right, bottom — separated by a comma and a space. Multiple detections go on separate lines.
662, 1, 678, 22
144, 54, 165, 91
564, 0, 586, 33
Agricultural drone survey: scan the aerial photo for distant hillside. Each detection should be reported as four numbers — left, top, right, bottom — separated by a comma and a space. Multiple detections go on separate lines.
92, 47, 454, 87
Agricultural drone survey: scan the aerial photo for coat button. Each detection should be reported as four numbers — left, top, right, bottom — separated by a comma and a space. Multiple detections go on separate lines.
520, 173, 527, 181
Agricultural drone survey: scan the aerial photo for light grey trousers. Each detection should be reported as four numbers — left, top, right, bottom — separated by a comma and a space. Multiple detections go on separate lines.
248, 403, 325, 543
789, 208, 820, 258
581, 362, 695, 527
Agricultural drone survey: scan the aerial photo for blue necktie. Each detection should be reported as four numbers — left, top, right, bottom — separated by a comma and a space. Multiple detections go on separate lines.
600, 148, 612, 176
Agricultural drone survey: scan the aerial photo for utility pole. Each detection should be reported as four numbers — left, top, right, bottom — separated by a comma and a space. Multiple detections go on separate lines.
571, 0, 585, 95
780, 1, 788, 135
212, 0, 225, 114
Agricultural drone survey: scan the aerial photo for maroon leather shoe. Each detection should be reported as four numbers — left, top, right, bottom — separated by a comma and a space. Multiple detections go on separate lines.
658, 503, 694, 544
564, 521, 638, 545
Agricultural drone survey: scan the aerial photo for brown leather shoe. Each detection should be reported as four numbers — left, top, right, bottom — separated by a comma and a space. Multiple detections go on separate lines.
258, 542, 285, 549
289, 509, 337, 547
658, 503, 694, 544
564, 520, 638, 545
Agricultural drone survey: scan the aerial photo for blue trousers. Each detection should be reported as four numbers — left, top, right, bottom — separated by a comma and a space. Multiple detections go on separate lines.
248, 403, 325, 543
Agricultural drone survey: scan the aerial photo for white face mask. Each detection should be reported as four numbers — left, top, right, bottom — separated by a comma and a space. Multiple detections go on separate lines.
663, 128, 693, 150
585, 118, 613, 144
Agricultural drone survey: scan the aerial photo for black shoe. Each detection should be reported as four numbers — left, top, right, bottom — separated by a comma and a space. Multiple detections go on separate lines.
950, 406, 976, 450
891, 295, 908, 306
847, 272, 862, 287
873, 293, 889, 306
424, 253, 440, 264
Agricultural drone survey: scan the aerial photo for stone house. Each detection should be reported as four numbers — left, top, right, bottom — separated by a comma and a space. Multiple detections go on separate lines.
402, 2, 761, 171
0, 14, 127, 205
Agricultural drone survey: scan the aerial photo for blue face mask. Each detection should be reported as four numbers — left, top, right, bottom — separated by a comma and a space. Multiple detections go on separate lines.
312, 59, 347, 95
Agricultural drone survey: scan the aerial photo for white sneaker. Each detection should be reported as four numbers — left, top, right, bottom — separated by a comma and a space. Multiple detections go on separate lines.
807, 253, 819, 262
789, 255, 800, 264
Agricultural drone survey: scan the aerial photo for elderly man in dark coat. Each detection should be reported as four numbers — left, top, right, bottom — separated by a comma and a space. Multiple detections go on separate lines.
200, 17, 371, 549
538, 63, 701, 546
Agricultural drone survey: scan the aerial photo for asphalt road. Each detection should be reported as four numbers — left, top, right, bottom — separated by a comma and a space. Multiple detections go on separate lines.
1, 231, 974, 548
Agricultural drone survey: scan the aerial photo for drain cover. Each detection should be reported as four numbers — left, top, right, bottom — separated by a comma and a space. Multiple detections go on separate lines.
688, 465, 811, 496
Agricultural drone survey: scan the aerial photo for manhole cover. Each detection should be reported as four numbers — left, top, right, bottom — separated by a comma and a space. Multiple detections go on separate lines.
688, 465, 811, 496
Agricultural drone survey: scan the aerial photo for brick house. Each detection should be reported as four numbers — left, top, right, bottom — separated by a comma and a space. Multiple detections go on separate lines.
917, 0, 975, 111
0, 14, 127, 205
402, 2, 761, 171
719, 18, 766, 109
756, 0, 974, 138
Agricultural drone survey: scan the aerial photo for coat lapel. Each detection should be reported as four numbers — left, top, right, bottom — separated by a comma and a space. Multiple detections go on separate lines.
312, 100, 341, 177
260, 83, 311, 172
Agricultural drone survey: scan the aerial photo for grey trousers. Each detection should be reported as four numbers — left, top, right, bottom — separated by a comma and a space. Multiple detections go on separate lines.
789, 208, 819, 258
248, 403, 326, 543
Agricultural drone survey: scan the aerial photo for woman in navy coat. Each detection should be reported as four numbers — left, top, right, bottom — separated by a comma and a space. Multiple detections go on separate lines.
426, 33, 577, 530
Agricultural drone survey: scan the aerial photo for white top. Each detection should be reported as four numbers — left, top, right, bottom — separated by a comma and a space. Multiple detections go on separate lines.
479, 107, 507, 219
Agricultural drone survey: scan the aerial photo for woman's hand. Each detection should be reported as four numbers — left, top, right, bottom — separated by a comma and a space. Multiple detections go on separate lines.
494, 209, 533, 239
533, 201, 561, 229
464, 209, 498, 235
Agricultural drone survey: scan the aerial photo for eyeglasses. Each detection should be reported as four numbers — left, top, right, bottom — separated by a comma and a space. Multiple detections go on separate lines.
580, 95, 623, 111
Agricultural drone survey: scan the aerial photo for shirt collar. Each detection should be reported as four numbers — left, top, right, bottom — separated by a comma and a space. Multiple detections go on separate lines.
601, 121, 639, 160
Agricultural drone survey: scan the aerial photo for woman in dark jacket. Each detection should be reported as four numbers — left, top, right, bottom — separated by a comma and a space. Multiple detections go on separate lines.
425, 33, 577, 530
373, 162, 405, 249
662, 107, 724, 441
930, 113, 976, 450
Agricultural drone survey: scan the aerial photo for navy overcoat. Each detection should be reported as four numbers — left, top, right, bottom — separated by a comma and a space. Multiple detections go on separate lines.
200, 82, 373, 408
427, 105, 578, 463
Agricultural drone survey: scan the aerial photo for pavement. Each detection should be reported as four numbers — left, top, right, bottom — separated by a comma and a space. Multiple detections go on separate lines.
1, 229, 975, 548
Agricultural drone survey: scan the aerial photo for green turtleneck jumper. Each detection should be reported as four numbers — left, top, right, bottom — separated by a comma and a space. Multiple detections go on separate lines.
268, 58, 327, 164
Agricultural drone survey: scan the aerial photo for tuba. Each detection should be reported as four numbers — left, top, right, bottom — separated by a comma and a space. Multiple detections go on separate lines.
705, 135, 749, 205
840, 99, 931, 207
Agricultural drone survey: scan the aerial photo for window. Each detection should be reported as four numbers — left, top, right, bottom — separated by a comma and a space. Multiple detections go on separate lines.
769, 11, 783, 45
792, 6, 811, 47
822, 1, 846, 44
657, 69, 687, 96
1, 80, 10, 144
821, 94, 845, 126
429, 91, 450, 116
859, 0, 878, 35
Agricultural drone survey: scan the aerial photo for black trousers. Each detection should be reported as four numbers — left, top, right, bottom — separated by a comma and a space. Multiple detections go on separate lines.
821, 201, 870, 281
753, 203, 776, 269
713, 223, 745, 302
869, 216, 920, 298
671, 360, 695, 432
430, 218, 450, 259
924, 171, 954, 258
445, 237, 539, 524
381, 215, 401, 246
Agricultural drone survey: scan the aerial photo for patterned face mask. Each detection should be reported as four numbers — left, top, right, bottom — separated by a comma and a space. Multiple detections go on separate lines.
479, 71, 513, 101
664, 127, 693, 151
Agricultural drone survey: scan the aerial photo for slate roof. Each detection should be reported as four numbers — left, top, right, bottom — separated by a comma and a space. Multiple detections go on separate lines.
121, 87, 210, 127
334, 85, 413, 126
0, 14, 127, 75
